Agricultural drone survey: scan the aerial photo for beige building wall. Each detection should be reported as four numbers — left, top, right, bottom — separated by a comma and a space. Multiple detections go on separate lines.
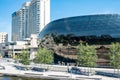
0, 32, 8, 43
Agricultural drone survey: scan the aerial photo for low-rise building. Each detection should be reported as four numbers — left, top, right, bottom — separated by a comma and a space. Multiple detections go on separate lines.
0, 34, 38, 60
0, 32, 8, 43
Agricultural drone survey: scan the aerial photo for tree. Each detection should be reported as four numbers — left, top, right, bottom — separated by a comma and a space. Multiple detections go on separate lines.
34, 47, 54, 64
109, 42, 120, 74
19, 49, 30, 65
77, 43, 97, 75
77, 43, 97, 67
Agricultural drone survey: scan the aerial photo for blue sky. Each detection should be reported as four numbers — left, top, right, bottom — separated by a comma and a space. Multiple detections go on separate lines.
0, 0, 120, 41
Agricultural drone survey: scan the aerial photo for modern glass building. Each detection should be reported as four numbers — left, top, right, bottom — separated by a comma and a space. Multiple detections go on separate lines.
38, 14, 120, 67
12, 0, 50, 41
12, 2, 30, 41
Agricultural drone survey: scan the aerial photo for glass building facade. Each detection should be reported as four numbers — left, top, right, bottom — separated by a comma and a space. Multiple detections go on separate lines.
12, 0, 50, 41
38, 14, 120, 67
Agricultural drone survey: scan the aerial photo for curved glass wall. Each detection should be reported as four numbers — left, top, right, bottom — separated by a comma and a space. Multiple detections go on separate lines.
38, 14, 120, 67
39, 14, 120, 39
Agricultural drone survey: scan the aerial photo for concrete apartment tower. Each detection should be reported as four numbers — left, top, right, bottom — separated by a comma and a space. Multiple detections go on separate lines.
29, 0, 50, 36
0, 32, 8, 43
12, 10, 22, 41
12, 0, 50, 41
12, 2, 30, 41
40, 0, 50, 31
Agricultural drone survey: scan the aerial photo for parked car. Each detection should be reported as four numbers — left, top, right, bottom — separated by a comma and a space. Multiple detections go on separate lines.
31, 67, 48, 72
14, 65, 28, 71
68, 67, 95, 76
68, 67, 81, 74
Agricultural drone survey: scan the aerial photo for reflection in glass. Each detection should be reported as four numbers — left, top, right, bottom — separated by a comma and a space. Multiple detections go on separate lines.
38, 14, 120, 67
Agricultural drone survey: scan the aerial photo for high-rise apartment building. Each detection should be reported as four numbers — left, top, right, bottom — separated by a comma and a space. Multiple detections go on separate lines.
29, 0, 50, 34
12, 2, 30, 41
0, 32, 8, 43
12, 10, 22, 41
12, 0, 50, 41
22, 2, 31, 39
